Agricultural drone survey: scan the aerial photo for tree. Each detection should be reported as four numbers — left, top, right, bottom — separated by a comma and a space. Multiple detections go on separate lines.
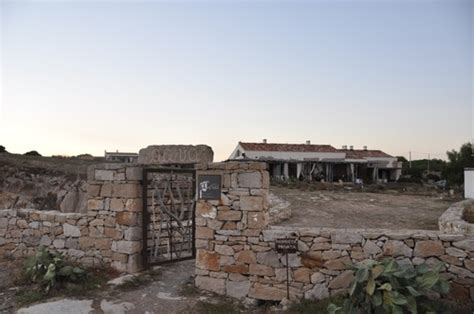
0, 145, 5, 153
442, 142, 474, 186
24, 150, 42, 157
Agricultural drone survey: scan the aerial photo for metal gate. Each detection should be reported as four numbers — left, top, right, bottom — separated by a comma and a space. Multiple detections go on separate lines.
142, 167, 196, 267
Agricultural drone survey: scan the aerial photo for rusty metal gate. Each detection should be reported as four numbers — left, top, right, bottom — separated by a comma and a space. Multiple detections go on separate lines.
142, 168, 196, 267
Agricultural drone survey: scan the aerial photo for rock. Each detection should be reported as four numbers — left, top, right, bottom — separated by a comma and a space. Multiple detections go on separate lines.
112, 184, 140, 198
195, 276, 225, 295
446, 247, 468, 258
448, 265, 474, 278
311, 272, 325, 284
95, 170, 114, 181
249, 264, 275, 276
464, 259, 474, 272
301, 252, 324, 269
248, 212, 267, 229
226, 280, 251, 299
453, 240, 474, 251
298, 241, 310, 252
414, 241, 444, 257
363, 240, 382, 256
217, 210, 242, 221
240, 196, 264, 211
293, 268, 311, 283
324, 256, 351, 270
222, 264, 249, 274
304, 283, 329, 300
196, 202, 217, 219
328, 270, 354, 289
63, 223, 81, 237
196, 249, 220, 271
275, 268, 293, 282
112, 241, 141, 254
39, 235, 52, 246
53, 238, 65, 249
331, 232, 362, 244
236, 250, 257, 264
215, 245, 234, 256
17, 299, 94, 314
383, 240, 412, 257
238, 172, 262, 188
256, 251, 281, 268
196, 227, 214, 239
249, 283, 286, 301
281, 253, 302, 267
138, 145, 213, 164
447, 283, 470, 301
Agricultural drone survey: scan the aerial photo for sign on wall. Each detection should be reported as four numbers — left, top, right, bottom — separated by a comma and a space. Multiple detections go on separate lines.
197, 175, 222, 200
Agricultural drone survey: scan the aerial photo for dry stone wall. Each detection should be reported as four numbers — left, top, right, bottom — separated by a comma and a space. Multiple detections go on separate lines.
195, 162, 474, 303
0, 163, 143, 273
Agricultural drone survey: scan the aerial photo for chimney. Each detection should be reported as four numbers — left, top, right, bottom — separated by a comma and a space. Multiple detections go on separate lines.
306, 140, 311, 145
363, 146, 368, 151
349, 145, 354, 151
262, 139, 267, 144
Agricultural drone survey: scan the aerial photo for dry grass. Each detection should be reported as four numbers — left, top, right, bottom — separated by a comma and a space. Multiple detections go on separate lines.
463, 204, 474, 223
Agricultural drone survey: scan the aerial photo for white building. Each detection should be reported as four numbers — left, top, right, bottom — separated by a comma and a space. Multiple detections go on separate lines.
229, 140, 402, 183
465, 168, 474, 199
104, 150, 138, 163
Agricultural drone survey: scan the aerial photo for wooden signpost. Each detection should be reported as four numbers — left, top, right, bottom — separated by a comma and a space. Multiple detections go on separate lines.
275, 237, 298, 299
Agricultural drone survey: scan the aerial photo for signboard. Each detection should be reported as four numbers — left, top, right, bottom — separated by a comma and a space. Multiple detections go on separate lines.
275, 238, 298, 254
197, 175, 221, 200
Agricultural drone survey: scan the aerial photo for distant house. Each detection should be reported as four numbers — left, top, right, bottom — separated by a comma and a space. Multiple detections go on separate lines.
229, 140, 401, 183
104, 150, 138, 163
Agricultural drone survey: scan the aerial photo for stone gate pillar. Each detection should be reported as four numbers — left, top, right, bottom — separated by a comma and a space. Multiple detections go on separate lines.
194, 161, 270, 298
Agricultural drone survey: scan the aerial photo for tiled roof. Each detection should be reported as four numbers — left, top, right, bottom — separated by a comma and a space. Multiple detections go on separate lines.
239, 142, 338, 153
339, 149, 393, 159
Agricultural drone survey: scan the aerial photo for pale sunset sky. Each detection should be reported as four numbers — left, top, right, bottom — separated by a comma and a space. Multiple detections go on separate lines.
0, 0, 472, 161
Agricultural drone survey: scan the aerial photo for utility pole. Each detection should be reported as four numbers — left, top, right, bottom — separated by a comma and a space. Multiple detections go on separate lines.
409, 151, 412, 169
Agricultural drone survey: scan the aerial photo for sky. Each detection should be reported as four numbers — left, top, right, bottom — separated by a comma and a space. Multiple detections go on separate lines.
0, 0, 472, 161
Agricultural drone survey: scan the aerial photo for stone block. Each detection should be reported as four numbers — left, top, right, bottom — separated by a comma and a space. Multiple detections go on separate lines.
446, 247, 468, 258
95, 170, 114, 181
240, 196, 263, 211
125, 199, 142, 212
226, 280, 251, 299
256, 251, 281, 268
116, 212, 138, 226
196, 202, 217, 219
328, 270, 354, 289
39, 235, 52, 246
53, 238, 65, 249
112, 240, 141, 254
65, 238, 79, 249
79, 237, 94, 249
87, 199, 104, 211
383, 240, 412, 257
196, 249, 220, 271
324, 256, 351, 270
237, 172, 262, 188
96, 238, 112, 250
249, 264, 274, 276
414, 241, 445, 257
236, 250, 256, 264
87, 184, 101, 197
126, 167, 142, 180
331, 232, 362, 244
112, 183, 140, 198
248, 212, 267, 229
195, 276, 225, 295
363, 240, 382, 256
196, 227, 214, 240
110, 198, 125, 211
305, 283, 329, 300
217, 210, 242, 221
311, 272, 325, 284
215, 245, 234, 256
249, 283, 286, 301
294, 268, 311, 283
124, 227, 142, 241
222, 264, 249, 274
101, 183, 113, 197
453, 240, 474, 251
63, 223, 81, 237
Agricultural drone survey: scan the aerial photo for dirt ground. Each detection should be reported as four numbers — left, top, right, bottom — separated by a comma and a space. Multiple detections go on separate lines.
271, 186, 453, 230
2, 259, 261, 314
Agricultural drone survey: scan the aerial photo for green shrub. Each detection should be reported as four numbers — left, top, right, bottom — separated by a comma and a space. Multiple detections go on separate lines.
328, 258, 449, 314
24, 246, 85, 293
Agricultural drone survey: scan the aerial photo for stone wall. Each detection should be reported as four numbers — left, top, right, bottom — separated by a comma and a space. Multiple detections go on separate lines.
0, 163, 143, 273
194, 162, 474, 303
439, 199, 474, 234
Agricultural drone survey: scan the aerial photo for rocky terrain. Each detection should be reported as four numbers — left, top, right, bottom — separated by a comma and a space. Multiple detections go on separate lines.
0, 153, 103, 213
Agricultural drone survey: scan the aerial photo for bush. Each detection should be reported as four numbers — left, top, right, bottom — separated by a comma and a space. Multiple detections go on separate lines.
24, 150, 42, 157
0, 145, 6, 153
328, 258, 449, 314
24, 246, 85, 293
